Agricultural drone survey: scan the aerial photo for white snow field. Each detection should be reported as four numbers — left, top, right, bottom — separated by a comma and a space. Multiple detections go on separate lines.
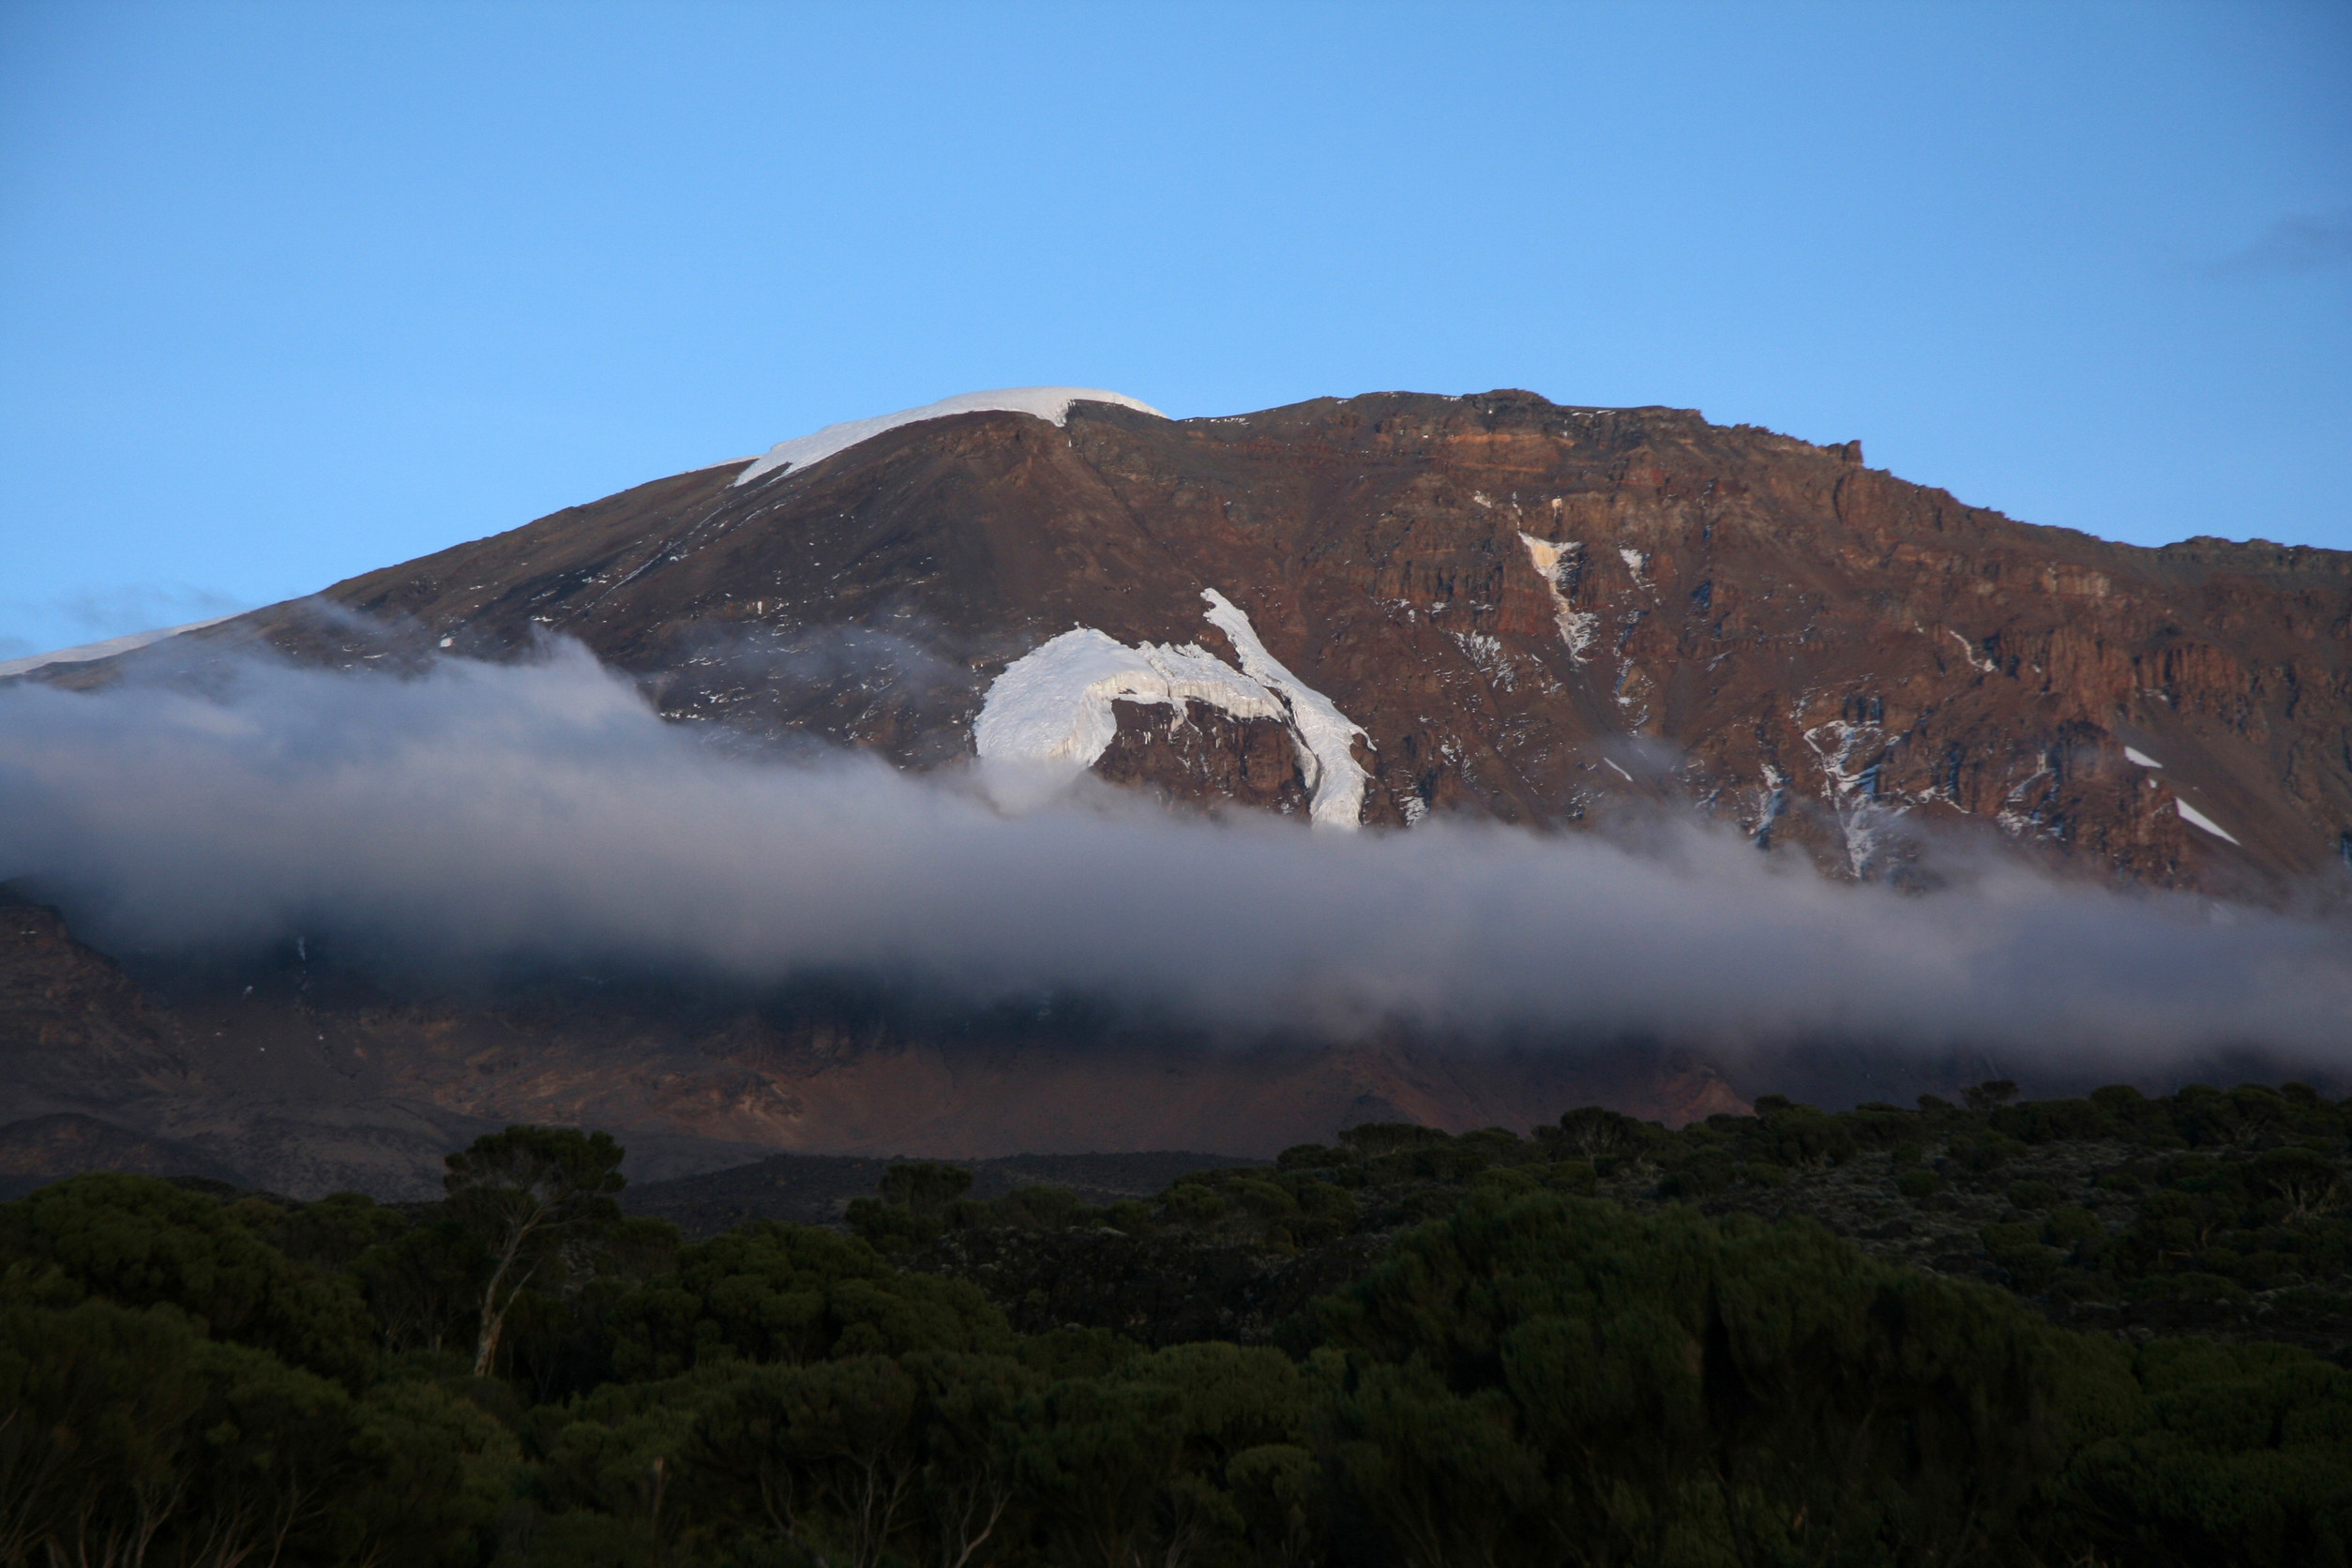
2174, 798, 2240, 845
2124, 746, 2164, 769
1199, 590, 1369, 830
732, 388, 1168, 487
972, 629, 1289, 768
0, 614, 239, 680
974, 590, 1371, 831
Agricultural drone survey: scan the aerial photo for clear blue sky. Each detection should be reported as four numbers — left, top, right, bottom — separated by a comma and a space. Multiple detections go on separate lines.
2, 1, 2346, 659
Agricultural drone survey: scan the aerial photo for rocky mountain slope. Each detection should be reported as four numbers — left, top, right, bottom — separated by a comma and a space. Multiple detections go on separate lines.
60, 385, 2352, 890
0, 882, 1746, 1195
8, 387, 2350, 1192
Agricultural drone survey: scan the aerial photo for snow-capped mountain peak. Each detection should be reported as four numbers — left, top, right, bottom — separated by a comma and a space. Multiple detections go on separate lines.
732, 386, 1167, 487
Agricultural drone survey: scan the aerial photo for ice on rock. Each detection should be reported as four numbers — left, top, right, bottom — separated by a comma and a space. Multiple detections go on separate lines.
1199, 589, 1370, 831
2173, 798, 2240, 845
1519, 533, 1599, 661
973, 590, 1371, 831
972, 630, 1287, 770
733, 387, 1167, 487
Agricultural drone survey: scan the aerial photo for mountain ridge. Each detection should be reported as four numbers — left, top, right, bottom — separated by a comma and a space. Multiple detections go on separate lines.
40, 386, 2349, 892
8, 387, 2350, 1193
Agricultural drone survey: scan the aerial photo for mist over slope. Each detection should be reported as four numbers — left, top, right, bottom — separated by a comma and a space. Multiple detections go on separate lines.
42, 391, 2352, 898
8, 387, 2352, 1191
5, 641, 2347, 1076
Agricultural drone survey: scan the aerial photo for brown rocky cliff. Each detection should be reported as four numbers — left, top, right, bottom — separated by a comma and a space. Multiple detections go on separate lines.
15, 389, 2349, 1187
79, 390, 2347, 894
143, 387, 2344, 892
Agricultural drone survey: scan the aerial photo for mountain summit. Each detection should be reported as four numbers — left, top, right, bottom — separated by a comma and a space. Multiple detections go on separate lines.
8, 387, 2351, 1194
60, 385, 2352, 893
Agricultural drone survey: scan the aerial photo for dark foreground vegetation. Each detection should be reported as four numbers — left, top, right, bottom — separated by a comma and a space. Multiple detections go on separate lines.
4, 1083, 2350, 1567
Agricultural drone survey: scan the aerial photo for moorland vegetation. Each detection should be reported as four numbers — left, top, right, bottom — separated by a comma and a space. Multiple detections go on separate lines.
3, 1084, 2348, 1566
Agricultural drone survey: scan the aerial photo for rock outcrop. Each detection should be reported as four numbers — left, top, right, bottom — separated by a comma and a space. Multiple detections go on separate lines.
12, 388, 2351, 1190
61, 388, 2346, 892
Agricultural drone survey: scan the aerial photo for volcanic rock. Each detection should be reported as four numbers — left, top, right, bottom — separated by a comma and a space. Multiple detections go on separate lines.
11, 387, 2351, 1191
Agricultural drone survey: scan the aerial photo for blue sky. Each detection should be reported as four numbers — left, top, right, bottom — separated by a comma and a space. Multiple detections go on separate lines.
2, 0, 2346, 658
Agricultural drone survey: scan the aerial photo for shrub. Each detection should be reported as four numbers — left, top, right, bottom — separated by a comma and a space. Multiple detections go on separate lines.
999, 1185, 1083, 1229
2043, 1206, 2104, 1249
1896, 1169, 1940, 1200
2008, 1181, 2062, 1212
1950, 1133, 2029, 1172
1163, 1183, 1229, 1226
0, 1174, 375, 1384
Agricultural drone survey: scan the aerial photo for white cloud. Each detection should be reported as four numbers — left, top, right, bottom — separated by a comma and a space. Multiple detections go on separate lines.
2, 640, 2346, 1073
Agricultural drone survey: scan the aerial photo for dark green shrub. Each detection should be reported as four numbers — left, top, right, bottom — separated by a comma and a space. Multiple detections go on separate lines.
846, 1195, 939, 1251
1319, 1191, 2095, 1564
1950, 1133, 2029, 1172
1231, 1178, 1300, 1221
1338, 1122, 1450, 1157
1842, 1108, 1917, 1151
1752, 1105, 1858, 1168
2008, 1181, 2062, 1212
1163, 1183, 1229, 1226
2126, 1272, 2249, 1304
2042, 1342, 2352, 1567
1542, 1160, 1598, 1196
1549, 1106, 1658, 1160
999, 1185, 1082, 1229
1982, 1225, 2064, 1291
0, 1174, 375, 1385
877, 1160, 973, 1214
2043, 1207, 2103, 1248
1455, 1127, 1526, 1165
1655, 1149, 1735, 1200
607, 1220, 1010, 1379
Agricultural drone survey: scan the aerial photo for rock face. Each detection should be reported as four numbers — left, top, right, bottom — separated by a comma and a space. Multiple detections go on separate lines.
0, 897, 1749, 1196
82, 388, 2349, 890
12, 388, 2352, 1189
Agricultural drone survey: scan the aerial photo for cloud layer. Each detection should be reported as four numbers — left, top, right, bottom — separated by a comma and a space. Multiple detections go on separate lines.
4, 642, 2348, 1078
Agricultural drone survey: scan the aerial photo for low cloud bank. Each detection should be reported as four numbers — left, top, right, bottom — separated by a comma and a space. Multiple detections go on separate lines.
3, 642, 2347, 1075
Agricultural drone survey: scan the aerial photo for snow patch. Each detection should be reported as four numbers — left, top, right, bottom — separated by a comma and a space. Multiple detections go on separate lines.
1946, 629, 1998, 674
1804, 716, 1905, 878
733, 387, 1167, 487
1449, 630, 1514, 689
0, 614, 240, 680
1618, 547, 1649, 583
1518, 534, 1599, 661
2174, 798, 2239, 845
972, 591, 1370, 831
971, 629, 1285, 773
1200, 589, 1370, 831
2123, 746, 2163, 769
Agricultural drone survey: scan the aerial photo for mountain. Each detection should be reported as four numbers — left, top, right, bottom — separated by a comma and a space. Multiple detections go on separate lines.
56, 385, 2352, 886
7, 387, 2349, 1193
0, 882, 1748, 1196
